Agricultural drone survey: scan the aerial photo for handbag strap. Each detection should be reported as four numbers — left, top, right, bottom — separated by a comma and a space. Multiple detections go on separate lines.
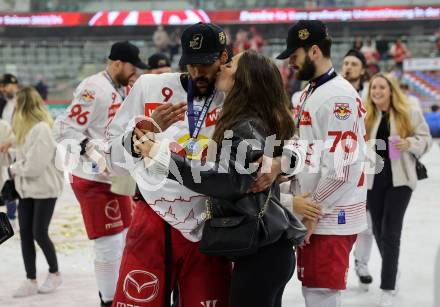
257, 188, 272, 219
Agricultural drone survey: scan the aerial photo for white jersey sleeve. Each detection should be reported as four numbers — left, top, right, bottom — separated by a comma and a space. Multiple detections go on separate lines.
105, 75, 146, 175
311, 94, 366, 211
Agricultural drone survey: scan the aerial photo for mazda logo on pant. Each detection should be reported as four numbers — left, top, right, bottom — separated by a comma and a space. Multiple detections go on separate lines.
123, 270, 159, 303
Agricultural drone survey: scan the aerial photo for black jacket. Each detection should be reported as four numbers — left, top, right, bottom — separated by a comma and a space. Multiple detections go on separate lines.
168, 118, 306, 247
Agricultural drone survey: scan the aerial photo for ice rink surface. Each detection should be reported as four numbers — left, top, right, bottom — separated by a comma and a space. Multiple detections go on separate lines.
1, 142, 439, 307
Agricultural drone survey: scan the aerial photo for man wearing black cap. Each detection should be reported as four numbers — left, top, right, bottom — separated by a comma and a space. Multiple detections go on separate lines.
342, 49, 374, 292
342, 49, 368, 97
53, 41, 147, 307
106, 22, 232, 307
277, 20, 368, 307
0, 74, 20, 124
146, 53, 172, 74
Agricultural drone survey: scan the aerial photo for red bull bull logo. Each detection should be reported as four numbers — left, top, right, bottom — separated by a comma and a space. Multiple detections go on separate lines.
333, 103, 352, 120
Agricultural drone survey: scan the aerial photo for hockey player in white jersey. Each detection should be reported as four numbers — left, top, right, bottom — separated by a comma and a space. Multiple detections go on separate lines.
277, 20, 368, 307
52, 41, 147, 307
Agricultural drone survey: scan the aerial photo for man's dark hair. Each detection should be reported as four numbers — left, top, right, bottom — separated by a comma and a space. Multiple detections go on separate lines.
305, 37, 332, 58
431, 104, 439, 113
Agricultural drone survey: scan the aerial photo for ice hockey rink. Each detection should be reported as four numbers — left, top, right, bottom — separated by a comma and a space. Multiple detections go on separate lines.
1, 142, 439, 307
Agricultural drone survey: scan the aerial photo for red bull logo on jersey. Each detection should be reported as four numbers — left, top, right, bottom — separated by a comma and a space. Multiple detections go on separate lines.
80, 89, 96, 102
334, 103, 352, 120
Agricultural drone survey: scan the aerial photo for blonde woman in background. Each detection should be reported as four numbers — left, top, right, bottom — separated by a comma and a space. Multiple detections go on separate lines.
0, 87, 63, 298
365, 73, 432, 307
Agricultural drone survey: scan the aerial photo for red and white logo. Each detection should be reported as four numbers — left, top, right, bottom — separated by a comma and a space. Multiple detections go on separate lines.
104, 200, 121, 221
205, 107, 221, 127
144, 102, 162, 117
123, 270, 160, 303
299, 111, 312, 126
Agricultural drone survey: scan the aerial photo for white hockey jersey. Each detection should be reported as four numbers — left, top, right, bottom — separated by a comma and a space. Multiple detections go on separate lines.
53, 71, 126, 183
292, 74, 367, 235
106, 73, 225, 242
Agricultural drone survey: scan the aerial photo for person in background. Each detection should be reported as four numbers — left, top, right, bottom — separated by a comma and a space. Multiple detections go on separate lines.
342, 49, 368, 98
341, 48, 374, 290
34, 74, 48, 101
400, 82, 422, 111
0, 119, 12, 212
364, 73, 432, 307
168, 27, 181, 63
389, 38, 410, 72
424, 105, 440, 138
0, 87, 63, 298
0, 74, 20, 230
146, 53, 172, 74
153, 25, 170, 54
248, 26, 265, 53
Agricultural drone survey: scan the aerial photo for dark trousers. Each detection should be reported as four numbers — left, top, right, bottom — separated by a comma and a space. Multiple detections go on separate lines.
230, 239, 295, 307
18, 198, 59, 279
367, 161, 412, 290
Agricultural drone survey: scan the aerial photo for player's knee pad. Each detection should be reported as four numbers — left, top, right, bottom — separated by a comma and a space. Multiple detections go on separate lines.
94, 231, 124, 262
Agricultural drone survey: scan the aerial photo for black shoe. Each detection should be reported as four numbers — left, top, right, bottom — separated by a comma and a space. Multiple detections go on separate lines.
99, 292, 113, 307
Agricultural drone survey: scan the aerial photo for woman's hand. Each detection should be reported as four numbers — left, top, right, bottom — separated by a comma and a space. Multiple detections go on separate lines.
248, 156, 281, 193
133, 128, 157, 158
0, 140, 12, 153
292, 193, 322, 221
300, 219, 317, 246
394, 138, 411, 151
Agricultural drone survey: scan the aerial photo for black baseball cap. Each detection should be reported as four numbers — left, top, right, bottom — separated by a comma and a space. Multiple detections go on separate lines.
344, 49, 367, 68
180, 22, 227, 66
148, 53, 171, 70
108, 41, 148, 69
1, 73, 18, 85
276, 20, 328, 60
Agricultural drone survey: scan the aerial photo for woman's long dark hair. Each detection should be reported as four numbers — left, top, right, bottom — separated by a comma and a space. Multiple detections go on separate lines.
212, 50, 295, 146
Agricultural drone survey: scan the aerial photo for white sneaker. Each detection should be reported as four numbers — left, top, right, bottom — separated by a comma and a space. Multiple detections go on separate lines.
13, 280, 38, 298
379, 290, 395, 307
38, 273, 62, 294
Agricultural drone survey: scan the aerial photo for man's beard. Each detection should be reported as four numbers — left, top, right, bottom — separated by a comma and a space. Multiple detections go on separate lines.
115, 72, 130, 87
296, 55, 316, 81
192, 76, 215, 99
5, 92, 15, 100
344, 72, 361, 83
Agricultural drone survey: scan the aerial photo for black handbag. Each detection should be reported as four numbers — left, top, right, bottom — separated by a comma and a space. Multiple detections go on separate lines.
199, 187, 306, 259
0, 212, 14, 245
414, 156, 428, 180
1, 179, 19, 202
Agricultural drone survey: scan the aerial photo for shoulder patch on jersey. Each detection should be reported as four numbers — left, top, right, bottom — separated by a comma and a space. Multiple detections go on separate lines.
80, 89, 96, 103
333, 103, 352, 120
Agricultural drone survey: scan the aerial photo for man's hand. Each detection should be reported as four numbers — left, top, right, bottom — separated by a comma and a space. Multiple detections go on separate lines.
300, 219, 317, 247
150, 102, 187, 132
293, 193, 322, 221
248, 156, 282, 193
133, 128, 157, 158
